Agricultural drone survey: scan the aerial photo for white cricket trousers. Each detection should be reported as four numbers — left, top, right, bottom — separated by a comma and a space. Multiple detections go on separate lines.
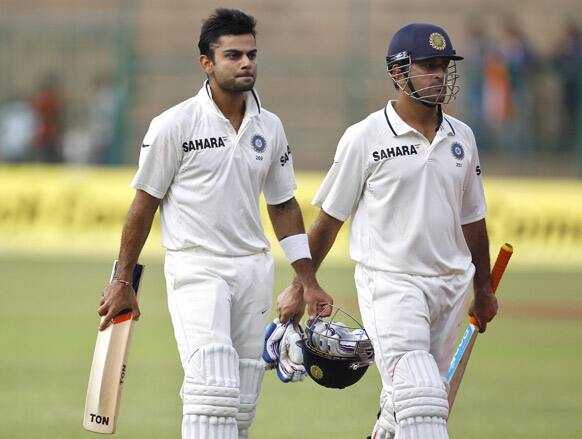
355, 263, 475, 438
165, 248, 274, 367
164, 248, 274, 439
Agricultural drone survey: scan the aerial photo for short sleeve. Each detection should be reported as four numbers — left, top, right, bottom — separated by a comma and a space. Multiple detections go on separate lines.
461, 132, 487, 224
263, 119, 297, 205
312, 127, 367, 221
131, 116, 183, 199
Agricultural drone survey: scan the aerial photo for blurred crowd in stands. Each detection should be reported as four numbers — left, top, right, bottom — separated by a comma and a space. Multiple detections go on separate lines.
463, 20, 582, 155
0, 19, 580, 165
0, 73, 117, 165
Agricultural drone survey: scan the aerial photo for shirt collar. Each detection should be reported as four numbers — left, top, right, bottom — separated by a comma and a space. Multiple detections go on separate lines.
200, 79, 261, 120
384, 100, 456, 137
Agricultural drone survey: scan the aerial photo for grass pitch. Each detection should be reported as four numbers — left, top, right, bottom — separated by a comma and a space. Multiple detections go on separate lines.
0, 256, 581, 438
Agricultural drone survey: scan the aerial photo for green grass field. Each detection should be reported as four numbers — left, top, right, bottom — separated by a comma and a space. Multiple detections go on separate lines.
1, 256, 581, 438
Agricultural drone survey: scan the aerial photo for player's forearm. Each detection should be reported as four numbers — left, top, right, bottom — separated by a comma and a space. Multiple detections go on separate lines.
462, 218, 492, 294
289, 210, 343, 289
267, 198, 317, 288
307, 210, 343, 272
116, 190, 160, 280
290, 258, 319, 289
267, 197, 305, 240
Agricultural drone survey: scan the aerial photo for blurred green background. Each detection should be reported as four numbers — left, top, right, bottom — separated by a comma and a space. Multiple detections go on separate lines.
1, 0, 582, 438
1, 257, 581, 438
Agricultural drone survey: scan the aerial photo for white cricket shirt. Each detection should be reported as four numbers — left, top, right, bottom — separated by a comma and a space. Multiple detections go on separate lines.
313, 101, 487, 276
132, 81, 296, 255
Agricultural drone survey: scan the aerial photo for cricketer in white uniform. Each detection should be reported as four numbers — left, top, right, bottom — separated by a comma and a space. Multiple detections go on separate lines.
98, 9, 332, 439
278, 23, 498, 439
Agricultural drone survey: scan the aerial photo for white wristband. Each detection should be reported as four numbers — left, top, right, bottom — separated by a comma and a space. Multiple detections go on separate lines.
280, 234, 311, 264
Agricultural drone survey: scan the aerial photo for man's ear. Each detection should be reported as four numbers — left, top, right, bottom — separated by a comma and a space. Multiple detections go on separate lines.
391, 64, 404, 83
199, 54, 213, 75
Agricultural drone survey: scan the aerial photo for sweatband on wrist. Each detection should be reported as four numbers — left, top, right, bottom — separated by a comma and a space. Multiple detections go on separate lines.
280, 233, 311, 264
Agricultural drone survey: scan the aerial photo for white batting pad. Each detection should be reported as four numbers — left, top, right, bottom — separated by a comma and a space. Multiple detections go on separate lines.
182, 415, 237, 439
371, 387, 396, 439
392, 350, 449, 439
237, 359, 265, 435
182, 344, 240, 439
372, 423, 395, 439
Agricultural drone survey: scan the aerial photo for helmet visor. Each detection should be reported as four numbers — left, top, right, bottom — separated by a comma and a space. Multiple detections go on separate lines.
388, 55, 460, 105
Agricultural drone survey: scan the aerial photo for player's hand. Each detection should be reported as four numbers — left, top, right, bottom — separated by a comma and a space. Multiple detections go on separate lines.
98, 281, 141, 331
468, 287, 498, 333
277, 284, 306, 325
303, 284, 334, 320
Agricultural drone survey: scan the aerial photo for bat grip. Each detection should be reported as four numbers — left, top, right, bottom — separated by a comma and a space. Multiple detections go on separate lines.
469, 243, 513, 326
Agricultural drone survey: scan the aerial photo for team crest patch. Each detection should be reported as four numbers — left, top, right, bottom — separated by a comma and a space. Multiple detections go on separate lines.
251, 134, 267, 153
310, 365, 324, 380
451, 142, 464, 160
429, 32, 447, 51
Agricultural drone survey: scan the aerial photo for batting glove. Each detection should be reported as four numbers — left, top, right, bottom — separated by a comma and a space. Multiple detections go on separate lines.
262, 318, 287, 370
262, 319, 306, 383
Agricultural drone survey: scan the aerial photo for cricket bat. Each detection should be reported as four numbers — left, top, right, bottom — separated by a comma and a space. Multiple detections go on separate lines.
447, 243, 513, 413
83, 261, 144, 434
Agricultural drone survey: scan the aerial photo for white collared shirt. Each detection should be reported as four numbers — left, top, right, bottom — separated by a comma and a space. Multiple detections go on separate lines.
313, 101, 487, 276
132, 81, 296, 255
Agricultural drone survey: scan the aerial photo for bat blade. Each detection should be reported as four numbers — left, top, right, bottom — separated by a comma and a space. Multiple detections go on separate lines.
83, 261, 143, 434
446, 323, 478, 408
447, 243, 513, 413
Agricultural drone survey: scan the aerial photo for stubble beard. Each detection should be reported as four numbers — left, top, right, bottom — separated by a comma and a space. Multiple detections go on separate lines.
217, 76, 256, 93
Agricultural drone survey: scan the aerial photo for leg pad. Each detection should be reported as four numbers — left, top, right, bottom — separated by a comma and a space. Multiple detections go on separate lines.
392, 350, 449, 439
236, 359, 265, 432
182, 344, 240, 438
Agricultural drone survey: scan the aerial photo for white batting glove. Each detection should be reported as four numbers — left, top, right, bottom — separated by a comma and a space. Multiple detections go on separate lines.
307, 321, 364, 358
262, 319, 287, 370
262, 319, 306, 383
277, 323, 307, 383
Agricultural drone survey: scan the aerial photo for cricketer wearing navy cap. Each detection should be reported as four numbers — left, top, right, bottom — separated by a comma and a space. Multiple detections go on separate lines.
276, 21, 495, 439
386, 23, 464, 107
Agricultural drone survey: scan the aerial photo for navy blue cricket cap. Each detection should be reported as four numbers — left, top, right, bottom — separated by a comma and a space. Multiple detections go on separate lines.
386, 23, 463, 66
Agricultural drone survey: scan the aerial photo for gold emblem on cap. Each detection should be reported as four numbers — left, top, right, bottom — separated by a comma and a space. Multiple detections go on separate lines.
429, 32, 446, 51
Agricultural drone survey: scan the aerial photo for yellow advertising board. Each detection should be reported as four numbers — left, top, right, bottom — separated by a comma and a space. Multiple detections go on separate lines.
0, 165, 581, 270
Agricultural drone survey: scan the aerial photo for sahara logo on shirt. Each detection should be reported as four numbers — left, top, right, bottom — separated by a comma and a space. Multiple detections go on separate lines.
372, 144, 419, 162
182, 136, 227, 152
280, 145, 292, 167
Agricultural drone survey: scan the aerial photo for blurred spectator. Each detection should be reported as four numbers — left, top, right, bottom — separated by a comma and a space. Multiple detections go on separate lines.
554, 22, 582, 153
0, 95, 37, 162
464, 23, 494, 150
88, 74, 117, 164
497, 19, 538, 153
31, 73, 64, 162
62, 127, 92, 165
482, 48, 512, 149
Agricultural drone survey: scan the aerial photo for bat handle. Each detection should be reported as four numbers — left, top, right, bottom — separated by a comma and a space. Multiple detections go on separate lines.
469, 243, 513, 327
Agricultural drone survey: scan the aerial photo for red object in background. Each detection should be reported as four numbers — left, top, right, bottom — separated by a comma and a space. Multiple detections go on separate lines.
33, 89, 63, 148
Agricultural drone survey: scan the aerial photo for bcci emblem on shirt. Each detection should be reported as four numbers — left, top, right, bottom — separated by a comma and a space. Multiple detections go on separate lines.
451, 142, 464, 160
251, 134, 267, 153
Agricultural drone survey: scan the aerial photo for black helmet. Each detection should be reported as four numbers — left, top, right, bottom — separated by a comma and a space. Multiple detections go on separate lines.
297, 305, 374, 389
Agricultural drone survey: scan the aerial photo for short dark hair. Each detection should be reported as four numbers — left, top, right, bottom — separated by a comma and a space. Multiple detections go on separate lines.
198, 9, 257, 60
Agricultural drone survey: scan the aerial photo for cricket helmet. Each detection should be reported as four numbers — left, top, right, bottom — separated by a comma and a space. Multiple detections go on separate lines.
386, 23, 462, 105
297, 305, 374, 389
